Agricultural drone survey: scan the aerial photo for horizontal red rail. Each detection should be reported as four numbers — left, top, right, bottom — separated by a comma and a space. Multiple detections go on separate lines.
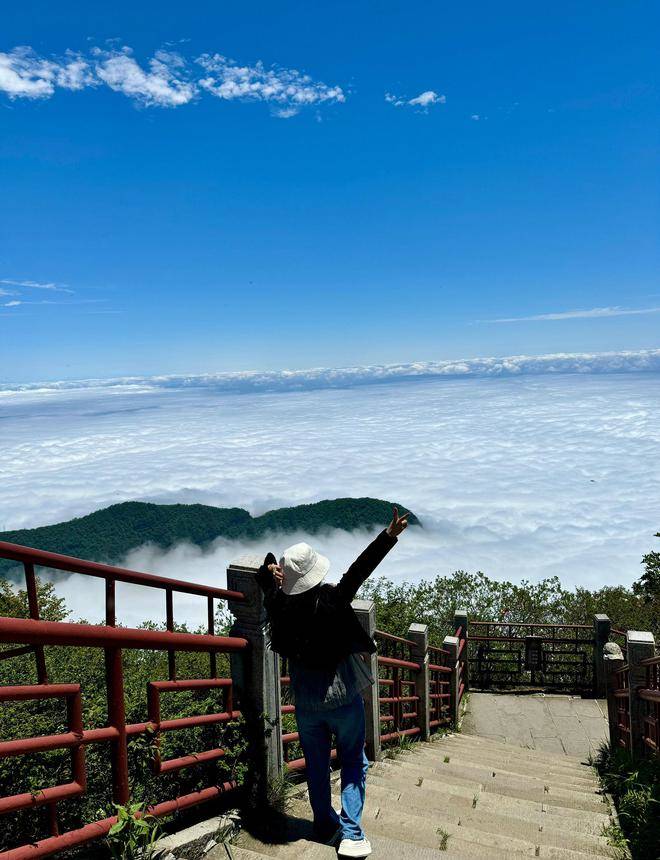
0, 616, 248, 653
0, 540, 245, 602
640, 654, 660, 667
374, 630, 416, 647
469, 635, 595, 645
0, 782, 238, 860
469, 620, 592, 629
377, 655, 420, 671
429, 663, 451, 673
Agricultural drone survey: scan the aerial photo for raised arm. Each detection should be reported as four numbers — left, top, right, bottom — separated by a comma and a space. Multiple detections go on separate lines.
334, 507, 410, 604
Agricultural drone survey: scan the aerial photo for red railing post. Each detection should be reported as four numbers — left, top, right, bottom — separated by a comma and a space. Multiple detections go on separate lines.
407, 623, 430, 741
443, 634, 461, 727
24, 562, 48, 684
454, 609, 469, 692
226, 556, 283, 787
593, 614, 611, 697
603, 640, 625, 746
105, 647, 130, 805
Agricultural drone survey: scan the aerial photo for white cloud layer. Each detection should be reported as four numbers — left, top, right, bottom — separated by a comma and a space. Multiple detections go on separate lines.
1, 371, 659, 627
386, 90, 446, 111
489, 306, 660, 323
2, 349, 659, 398
0, 45, 345, 115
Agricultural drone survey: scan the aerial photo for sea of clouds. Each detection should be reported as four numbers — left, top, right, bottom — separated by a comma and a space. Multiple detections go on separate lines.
2, 351, 659, 629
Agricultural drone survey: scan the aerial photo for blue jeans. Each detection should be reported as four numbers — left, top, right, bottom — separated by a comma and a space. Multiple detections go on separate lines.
295, 694, 369, 841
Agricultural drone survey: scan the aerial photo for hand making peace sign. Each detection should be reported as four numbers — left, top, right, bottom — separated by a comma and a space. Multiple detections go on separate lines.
386, 506, 411, 538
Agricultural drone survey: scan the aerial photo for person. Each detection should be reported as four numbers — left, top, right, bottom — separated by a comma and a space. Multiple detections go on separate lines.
255, 507, 410, 859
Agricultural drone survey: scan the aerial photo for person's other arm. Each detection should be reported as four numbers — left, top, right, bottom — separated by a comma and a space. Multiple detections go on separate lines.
334, 507, 410, 604
255, 552, 281, 599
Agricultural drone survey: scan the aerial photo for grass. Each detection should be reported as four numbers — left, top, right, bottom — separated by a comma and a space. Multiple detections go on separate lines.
443, 755, 450, 763
594, 740, 659, 859
383, 734, 417, 759
436, 827, 450, 851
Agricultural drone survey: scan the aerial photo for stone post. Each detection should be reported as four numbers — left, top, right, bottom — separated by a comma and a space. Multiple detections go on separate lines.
454, 609, 469, 692
407, 623, 430, 741
226, 555, 283, 794
602, 641, 625, 747
352, 599, 382, 762
443, 634, 460, 727
626, 630, 656, 759
593, 614, 611, 698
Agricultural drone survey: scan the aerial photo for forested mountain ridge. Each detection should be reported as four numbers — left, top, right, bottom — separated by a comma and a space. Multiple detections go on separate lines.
0, 498, 419, 580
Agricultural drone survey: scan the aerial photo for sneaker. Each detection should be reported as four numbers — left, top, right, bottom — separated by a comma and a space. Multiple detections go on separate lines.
338, 837, 372, 857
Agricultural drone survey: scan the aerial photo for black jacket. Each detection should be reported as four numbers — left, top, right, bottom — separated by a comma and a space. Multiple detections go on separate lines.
256, 529, 397, 670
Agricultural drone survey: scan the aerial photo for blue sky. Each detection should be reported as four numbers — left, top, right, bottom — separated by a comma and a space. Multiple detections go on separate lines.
1, 1, 658, 383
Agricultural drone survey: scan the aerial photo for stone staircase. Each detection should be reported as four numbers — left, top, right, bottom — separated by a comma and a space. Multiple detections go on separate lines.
210, 731, 617, 860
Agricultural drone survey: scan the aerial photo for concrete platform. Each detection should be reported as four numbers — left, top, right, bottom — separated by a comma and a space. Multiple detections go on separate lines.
461, 692, 609, 759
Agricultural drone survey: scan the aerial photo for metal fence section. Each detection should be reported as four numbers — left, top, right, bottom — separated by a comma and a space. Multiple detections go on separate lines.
0, 541, 248, 859
639, 654, 660, 755
374, 631, 422, 744
604, 630, 658, 761
428, 644, 451, 729
468, 620, 597, 693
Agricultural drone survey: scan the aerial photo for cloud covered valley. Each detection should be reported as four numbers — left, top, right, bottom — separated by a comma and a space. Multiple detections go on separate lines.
2, 363, 659, 628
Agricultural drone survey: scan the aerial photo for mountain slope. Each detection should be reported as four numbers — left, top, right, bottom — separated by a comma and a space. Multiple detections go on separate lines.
0, 498, 418, 579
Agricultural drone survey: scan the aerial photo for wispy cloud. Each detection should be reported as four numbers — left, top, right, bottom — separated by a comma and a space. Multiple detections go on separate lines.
485, 306, 660, 323
0, 45, 345, 116
197, 54, 345, 116
0, 278, 73, 293
385, 90, 446, 112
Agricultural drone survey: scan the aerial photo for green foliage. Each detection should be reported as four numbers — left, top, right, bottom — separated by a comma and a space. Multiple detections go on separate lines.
106, 802, 164, 860
595, 741, 660, 859
0, 497, 418, 580
633, 532, 660, 608
360, 569, 660, 646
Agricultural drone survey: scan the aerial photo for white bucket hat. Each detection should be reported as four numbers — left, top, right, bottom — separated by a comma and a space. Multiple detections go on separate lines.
279, 542, 330, 595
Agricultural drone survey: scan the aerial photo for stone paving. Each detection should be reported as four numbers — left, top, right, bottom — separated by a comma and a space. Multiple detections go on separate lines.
461, 692, 609, 759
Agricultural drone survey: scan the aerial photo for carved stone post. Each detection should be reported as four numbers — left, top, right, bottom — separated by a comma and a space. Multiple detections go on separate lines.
593, 614, 611, 698
603, 641, 625, 748
226, 555, 283, 794
408, 623, 430, 741
626, 630, 656, 758
352, 599, 381, 762
454, 609, 469, 692
443, 634, 460, 727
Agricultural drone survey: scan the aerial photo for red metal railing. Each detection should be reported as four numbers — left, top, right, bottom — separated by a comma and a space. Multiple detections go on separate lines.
428, 643, 451, 730
612, 663, 631, 751
374, 631, 421, 744
0, 541, 248, 859
639, 654, 660, 756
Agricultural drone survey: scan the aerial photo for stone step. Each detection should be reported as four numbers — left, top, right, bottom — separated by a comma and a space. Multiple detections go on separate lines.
355, 781, 613, 852
366, 772, 611, 834
425, 736, 594, 769
434, 733, 589, 766
419, 742, 597, 782
327, 795, 613, 860
235, 828, 467, 860
419, 739, 598, 773
221, 847, 274, 860
371, 762, 608, 818
379, 752, 601, 797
